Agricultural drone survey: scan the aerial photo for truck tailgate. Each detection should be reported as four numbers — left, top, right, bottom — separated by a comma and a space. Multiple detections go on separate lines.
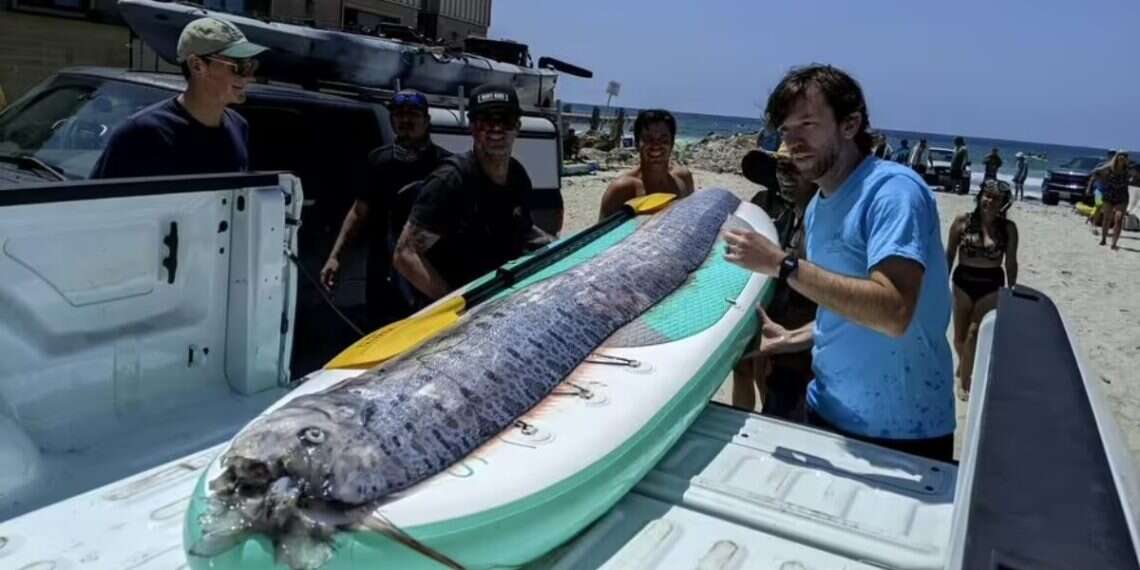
0, 405, 956, 569
538, 403, 957, 570
0, 444, 220, 569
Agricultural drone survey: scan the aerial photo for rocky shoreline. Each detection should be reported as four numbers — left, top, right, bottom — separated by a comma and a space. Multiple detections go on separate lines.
571, 132, 761, 174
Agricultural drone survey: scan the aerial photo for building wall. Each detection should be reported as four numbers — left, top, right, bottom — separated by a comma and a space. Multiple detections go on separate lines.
0, 8, 131, 101
265, 0, 422, 30
436, 15, 487, 43
438, 0, 490, 27
268, 0, 336, 27
342, 0, 418, 27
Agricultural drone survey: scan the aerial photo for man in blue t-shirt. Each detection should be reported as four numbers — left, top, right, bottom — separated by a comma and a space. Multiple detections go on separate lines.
91, 17, 266, 179
724, 64, 954, 462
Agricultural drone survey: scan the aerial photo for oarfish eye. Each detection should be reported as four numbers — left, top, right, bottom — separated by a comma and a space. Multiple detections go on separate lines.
298, 427, 326, 445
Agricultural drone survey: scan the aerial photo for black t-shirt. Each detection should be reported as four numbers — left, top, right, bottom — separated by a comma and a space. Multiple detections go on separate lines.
983, 154, 1002, 178
360, 142, 450, 316
408, 151, 537, 289
91, 97, 249, 178
361, 142, 452, 252
949, 146, 969, 177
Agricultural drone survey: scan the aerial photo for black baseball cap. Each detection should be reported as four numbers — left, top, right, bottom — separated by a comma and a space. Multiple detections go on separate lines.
468, 84, 520, 119
741, 142, 790, 186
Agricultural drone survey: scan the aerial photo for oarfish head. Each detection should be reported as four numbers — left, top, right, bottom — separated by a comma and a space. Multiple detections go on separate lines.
193, 391, 393, 568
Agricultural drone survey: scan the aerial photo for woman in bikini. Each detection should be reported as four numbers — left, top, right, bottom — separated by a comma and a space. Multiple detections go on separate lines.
946, 179, 1019, 400
1089, 151, 1131, 250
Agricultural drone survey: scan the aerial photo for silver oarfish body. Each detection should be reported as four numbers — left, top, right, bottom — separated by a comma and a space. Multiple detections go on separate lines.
193, 189, 741, 568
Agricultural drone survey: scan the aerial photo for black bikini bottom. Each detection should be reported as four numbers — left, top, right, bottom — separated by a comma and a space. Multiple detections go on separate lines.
953, 265, 1005, 302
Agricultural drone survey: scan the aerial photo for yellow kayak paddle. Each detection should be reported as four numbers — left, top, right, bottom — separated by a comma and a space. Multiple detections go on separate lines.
324, 192, 677, 370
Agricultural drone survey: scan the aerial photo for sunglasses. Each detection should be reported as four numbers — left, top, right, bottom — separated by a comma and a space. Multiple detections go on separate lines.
473, 113, 519, 130
392, 92, 428, 109
206, 56, 259, 77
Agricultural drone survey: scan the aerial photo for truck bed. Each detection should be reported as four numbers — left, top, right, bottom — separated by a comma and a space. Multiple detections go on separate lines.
0, 404, 955, 569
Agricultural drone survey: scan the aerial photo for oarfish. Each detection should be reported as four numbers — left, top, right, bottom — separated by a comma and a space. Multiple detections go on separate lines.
193, 189, 741, 568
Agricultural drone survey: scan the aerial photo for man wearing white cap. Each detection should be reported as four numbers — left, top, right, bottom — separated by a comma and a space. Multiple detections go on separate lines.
92, 17, 267, 178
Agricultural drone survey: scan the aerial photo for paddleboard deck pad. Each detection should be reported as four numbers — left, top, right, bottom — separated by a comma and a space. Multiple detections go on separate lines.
184, 189, 777, 569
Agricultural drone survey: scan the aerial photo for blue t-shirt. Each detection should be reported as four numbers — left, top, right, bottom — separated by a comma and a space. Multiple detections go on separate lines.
91, 97, 250, 179
804, 156, 955, 439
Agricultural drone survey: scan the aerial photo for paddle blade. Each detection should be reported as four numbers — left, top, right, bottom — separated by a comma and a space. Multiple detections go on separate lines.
325, 296, 466, 369
626, 192, 676, 215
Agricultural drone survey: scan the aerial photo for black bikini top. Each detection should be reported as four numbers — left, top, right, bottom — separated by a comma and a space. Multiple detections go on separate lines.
958, 217, 1006, 261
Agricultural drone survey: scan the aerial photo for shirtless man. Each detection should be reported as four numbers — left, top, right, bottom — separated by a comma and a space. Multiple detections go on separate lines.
597, 109, 695, 219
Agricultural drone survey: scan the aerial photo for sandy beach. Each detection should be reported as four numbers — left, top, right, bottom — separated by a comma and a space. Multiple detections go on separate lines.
561, 166, 1140, 460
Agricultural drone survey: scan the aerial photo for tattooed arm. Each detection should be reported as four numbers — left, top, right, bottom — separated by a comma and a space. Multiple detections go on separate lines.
392, 222, 450, 300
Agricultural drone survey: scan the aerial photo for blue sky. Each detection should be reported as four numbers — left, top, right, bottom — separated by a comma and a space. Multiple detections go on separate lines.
489, 0, 1137, 149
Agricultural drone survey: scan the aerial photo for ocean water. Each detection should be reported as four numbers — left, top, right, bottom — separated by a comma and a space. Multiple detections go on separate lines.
563, 103, 1114, 180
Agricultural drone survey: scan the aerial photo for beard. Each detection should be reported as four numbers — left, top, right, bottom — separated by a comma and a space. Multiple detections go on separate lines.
799, 141, 839, 181
480, 140, 512, 159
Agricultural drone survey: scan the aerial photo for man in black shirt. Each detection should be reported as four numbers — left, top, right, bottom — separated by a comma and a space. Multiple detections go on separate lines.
91, 18, 266, 178
320, 90, 450, 325
734, 142, 818, 420
393, 84, 553, 300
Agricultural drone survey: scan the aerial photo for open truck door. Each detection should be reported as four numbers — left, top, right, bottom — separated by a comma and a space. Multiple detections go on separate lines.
0, 173, 302, 522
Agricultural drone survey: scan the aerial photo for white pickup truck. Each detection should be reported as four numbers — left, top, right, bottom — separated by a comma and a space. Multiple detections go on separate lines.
1, 167, 1138, 569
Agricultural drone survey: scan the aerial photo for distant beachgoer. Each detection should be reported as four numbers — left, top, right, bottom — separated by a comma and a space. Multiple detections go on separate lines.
1011, 152, 1046, 201
597, 109, 695, 220
908, 138, 929, 175
1012, 152, 1029, 200
892, 139, 911, 163
950, 137, 970, 194
563, 127, 580, 161
872, 132, 890, 159
734, 142, 817, 420
983, 147, 1002, 180
1089, 151, 1131, 250
946, 180, 1017, 400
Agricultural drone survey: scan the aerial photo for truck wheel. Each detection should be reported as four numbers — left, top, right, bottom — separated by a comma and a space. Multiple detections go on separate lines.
1042, 191, 1059, 206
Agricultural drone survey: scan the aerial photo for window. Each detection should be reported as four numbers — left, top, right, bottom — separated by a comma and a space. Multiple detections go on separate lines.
344, 8, 401, 33
10, 0, 93, 18
201, 0, 269, 18
0, 77, 170, 179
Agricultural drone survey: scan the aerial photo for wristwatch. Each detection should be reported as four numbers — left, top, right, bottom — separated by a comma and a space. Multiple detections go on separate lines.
778, 254, 799, 283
